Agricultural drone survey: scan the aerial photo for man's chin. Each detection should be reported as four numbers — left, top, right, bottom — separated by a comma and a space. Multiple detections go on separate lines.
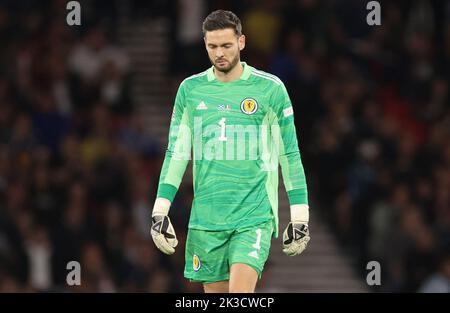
214, 63, 232, 73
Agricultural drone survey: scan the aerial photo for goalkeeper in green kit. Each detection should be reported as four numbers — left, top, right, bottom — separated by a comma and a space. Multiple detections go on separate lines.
151, 10, 310, 293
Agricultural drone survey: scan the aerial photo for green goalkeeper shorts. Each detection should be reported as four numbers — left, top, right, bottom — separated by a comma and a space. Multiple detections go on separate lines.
184, 220, 274, 284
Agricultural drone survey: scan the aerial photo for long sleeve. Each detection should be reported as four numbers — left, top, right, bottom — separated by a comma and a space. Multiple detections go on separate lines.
271, 82, 309, 205
156, 82, 191, 202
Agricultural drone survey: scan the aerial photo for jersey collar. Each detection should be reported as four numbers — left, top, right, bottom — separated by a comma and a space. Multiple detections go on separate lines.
207, 61, 252, 82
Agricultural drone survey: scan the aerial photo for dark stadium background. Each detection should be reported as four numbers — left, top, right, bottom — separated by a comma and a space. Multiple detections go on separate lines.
0, 0, 448, 292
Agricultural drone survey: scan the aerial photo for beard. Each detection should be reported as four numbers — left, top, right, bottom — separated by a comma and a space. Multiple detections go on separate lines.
211, 52, 240, 74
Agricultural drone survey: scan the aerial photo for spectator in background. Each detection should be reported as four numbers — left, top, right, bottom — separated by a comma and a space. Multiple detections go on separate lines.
118, 113, 160, 158
172, 0, 208, 76
25, 225, 52, 291
68, 25, 130, 111
419, 251, 450, 293
100, 60, 133, 116
78, 242, 115, 292
8, 114, 38, 160
242, 0, 282, 68
147, 268, 172, 292
31, 93, 70, 158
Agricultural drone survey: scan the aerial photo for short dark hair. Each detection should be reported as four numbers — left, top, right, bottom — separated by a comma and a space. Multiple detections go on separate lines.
202, 10, 242, 37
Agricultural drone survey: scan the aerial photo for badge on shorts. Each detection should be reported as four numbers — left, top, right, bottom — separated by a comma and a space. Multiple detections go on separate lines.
193, 254, 201, 272
240, 98, 258, 115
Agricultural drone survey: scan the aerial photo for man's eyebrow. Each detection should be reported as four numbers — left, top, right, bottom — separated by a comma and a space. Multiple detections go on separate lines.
208, 42, 233, 46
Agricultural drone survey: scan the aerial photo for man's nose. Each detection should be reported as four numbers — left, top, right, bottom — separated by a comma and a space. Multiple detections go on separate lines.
215, 48, 224, 58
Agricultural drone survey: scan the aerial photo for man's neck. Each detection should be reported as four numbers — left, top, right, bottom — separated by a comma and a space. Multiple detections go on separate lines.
214, 62, 243, 83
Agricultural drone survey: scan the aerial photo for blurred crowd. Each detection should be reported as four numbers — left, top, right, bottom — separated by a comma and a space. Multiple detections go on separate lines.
0, 0, 192, 292
0, 0, 449, 293
255, 0, 449, 292
279, 0, 450, 292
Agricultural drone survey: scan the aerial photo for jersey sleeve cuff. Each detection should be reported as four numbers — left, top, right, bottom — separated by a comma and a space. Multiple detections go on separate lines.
287, 189, 308, 205
156, 183, 178, 202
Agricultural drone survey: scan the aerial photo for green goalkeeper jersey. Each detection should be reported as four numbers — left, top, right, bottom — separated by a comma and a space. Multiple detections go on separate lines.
156, 62, 308, 237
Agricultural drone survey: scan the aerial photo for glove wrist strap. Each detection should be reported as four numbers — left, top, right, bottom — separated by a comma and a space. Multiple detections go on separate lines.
290, 204, 309, 223
152, 197, 171, 216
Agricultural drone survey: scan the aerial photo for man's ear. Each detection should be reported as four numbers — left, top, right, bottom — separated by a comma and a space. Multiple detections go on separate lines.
238, 35, 246, 51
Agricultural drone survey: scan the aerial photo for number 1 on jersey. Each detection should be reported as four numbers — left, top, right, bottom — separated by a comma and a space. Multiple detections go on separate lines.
218, 117, 227, 141
252, 229, 262, 250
